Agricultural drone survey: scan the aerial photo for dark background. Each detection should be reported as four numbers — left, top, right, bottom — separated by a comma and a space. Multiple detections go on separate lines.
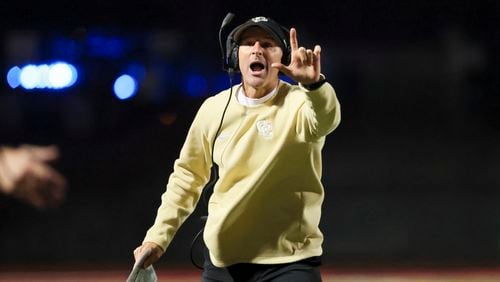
0, 0, 499, 268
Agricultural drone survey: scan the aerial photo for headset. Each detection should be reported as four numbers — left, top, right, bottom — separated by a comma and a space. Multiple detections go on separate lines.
220, 13, 292, 72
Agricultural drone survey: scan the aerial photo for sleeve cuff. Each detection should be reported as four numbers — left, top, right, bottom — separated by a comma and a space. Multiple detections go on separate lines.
301, 74, 327, 91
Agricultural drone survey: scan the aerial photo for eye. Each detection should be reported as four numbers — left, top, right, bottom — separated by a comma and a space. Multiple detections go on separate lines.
240, 39, 255, 46
261, 42, 273, 48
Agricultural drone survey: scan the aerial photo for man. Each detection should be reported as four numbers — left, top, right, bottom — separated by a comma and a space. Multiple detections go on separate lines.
134, 15, 341, 281
0, 144, 66, 210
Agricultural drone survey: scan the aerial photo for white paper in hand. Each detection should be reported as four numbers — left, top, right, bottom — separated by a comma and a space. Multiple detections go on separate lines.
126, 249, 158, 282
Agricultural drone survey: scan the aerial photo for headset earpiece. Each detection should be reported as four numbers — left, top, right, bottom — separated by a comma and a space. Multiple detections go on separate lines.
228, 45, 239, 71
225, 30, 240, 72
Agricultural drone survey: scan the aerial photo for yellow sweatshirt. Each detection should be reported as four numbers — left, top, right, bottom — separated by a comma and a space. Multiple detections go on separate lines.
144, 80, 341, 267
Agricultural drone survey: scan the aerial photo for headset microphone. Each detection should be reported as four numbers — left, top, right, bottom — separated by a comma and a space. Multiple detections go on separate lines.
219, 12, 235, 72
221, 12, 235, 28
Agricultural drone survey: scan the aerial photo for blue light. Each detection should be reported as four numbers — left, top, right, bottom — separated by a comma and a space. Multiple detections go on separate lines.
9, 62, 78, 90
113, 74, 137, 100
126, 63, 146, 82
213, 74, 231, 93
67, 64, 78, 87
38, 64, 51, 88
7, 66, 21, 88
279, 74, 294, 84
20, 65, 41, 89
48, 62, 74, 88
185, 74, 208, 98
88, 35, 126, 58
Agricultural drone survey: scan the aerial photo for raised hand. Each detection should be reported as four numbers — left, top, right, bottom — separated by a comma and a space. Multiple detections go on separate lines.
271, 28, 322, 85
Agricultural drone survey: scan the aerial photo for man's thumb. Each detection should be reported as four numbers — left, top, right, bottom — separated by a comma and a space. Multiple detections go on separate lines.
271, 62, 289, 74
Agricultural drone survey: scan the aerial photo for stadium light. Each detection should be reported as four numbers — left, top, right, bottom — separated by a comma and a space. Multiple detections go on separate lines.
7, 62, 78, 90
113, 74, 138, 100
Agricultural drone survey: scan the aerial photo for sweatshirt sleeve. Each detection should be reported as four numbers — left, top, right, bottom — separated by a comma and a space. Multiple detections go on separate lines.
296, 78, 341, 140
143, 100, 213, 251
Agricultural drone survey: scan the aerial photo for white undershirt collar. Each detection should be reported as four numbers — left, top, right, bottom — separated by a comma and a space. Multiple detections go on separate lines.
237, 84, 278, 107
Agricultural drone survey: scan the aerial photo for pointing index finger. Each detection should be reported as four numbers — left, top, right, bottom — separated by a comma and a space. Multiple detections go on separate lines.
289, 27, 298, 52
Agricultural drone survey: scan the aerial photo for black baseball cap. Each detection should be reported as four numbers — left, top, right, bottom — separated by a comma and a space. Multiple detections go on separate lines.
231, 16, 290, 61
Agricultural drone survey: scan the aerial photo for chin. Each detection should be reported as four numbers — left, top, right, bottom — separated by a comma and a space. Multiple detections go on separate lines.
245, 78, 267, 88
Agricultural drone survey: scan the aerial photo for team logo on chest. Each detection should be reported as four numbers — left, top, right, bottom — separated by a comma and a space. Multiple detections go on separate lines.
256, 119, 273, 139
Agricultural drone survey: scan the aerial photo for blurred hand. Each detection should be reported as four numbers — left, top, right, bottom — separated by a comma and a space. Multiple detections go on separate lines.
0, 145, 67, 210
133, 242, 164, 268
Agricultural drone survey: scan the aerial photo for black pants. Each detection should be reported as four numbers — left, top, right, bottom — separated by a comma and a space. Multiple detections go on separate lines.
201, 246, 322, 282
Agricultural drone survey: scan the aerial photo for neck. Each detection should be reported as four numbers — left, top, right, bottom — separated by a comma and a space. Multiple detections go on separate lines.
243, 81, 279, 99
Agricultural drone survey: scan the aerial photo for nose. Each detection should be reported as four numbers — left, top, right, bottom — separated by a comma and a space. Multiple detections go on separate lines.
251, 41, 263, 56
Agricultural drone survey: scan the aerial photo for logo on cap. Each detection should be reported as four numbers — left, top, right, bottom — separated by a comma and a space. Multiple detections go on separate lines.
251, 17, 268, 23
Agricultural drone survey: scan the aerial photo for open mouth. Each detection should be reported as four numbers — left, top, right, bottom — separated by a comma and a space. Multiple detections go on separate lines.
250, 62, 265, 72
